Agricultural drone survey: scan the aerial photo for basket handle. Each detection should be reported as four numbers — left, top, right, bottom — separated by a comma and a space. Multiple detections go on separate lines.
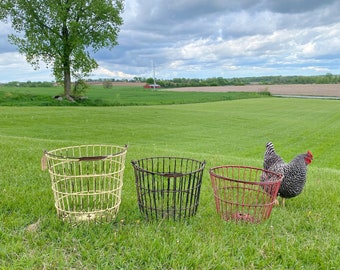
43, 145, 128, 162
41, 153, 110, 170
41, 155, 48, 170
159, 172, 185, 177
78, 156, 108, 161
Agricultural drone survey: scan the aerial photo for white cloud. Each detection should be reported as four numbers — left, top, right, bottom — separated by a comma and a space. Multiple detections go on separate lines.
2, 0, 340, 82
91, 66, 136, 79
303, 66, 330, 72
0, 52, 54, 82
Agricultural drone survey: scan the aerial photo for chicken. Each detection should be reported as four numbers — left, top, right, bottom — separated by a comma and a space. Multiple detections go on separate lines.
262, 141, 313, 206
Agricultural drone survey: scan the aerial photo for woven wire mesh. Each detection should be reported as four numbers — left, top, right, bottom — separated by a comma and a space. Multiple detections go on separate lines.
209, 165, 282, 223
131, 157, 206, 221
44, 145, 127, 222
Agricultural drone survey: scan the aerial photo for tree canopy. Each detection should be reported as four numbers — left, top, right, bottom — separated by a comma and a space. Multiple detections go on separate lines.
0, 0, 124, 100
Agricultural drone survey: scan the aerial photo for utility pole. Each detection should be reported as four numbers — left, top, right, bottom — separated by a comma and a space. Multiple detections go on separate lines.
152, 60, 156, 89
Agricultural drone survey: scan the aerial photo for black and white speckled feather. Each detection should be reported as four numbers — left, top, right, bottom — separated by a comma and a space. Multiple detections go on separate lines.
261, 142, 311, 199
263, 142, 284, 173
279, 153, 308, 198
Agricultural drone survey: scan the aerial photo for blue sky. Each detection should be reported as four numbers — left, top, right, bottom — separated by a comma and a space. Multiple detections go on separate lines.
1, 0, 340, 82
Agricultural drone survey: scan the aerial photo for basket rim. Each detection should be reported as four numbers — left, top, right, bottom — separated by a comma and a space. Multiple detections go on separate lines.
131, 156, 206, 176
209, 165, 283, 185
44, 144, 128, 161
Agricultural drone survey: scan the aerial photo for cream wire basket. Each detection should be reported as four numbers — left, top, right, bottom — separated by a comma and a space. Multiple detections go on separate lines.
43, 144, 128, 222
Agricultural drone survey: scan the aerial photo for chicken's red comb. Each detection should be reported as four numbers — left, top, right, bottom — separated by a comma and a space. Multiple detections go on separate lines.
307, 150, 313, 158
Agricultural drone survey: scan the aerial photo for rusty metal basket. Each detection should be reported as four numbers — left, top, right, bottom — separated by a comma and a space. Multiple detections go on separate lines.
131, 157, 206, 221
43, 144, 128, 222
209, 165, 282, 223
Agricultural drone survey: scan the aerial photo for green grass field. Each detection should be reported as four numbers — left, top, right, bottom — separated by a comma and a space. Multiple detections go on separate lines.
0, 85, 269, 106
0, 87, 339, 269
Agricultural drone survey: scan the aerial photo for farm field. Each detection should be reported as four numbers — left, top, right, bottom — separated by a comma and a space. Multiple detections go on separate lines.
0, 90, 340, 269
165, 83, 340, 97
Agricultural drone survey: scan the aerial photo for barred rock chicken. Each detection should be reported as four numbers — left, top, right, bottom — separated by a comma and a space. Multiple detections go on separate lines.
262, 142, 313, 206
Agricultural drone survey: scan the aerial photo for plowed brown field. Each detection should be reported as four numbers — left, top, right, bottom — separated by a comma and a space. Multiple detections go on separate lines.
165, 84, 340, 97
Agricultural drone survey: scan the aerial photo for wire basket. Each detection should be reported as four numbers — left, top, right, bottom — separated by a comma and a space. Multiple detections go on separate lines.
209, 165, 283, 223
131, 157, 206, 221
43, 144, 128, 222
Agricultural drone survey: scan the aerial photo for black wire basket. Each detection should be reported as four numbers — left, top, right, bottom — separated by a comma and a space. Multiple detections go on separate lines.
131, 157, 206, 221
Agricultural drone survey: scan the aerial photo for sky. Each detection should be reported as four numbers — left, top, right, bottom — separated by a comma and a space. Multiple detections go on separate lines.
1, 0, 340, 82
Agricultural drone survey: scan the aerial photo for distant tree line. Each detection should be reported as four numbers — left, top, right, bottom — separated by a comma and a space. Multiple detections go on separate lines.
153, 73, 340, 88
1, 81, 55, 87
2, 73, 340, 88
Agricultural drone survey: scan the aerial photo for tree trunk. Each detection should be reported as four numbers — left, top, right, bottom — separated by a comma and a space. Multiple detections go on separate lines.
63, 54, 75, 102
64, 67, 74, 101
62, 21, 74, 102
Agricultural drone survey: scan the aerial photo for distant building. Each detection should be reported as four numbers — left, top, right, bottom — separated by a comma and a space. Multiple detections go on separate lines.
143, 84, 161, 89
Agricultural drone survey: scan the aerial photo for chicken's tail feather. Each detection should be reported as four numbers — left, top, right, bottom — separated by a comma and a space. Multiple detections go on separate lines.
265, 141, 276, 155
263, 141, 284, 170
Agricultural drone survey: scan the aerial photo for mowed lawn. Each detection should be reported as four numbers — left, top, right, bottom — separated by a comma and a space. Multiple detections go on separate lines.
0, 96, 340, 269
0, 85, 269, 106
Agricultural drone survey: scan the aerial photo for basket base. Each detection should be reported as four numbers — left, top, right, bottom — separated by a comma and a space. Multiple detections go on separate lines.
59, 212, 118, 222
140, 207, 197, 221
229, 212, 255, 223
70, 213, 96, 222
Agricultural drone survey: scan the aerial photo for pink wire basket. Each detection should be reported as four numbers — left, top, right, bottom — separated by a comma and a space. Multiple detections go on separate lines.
209, 165, 283, 223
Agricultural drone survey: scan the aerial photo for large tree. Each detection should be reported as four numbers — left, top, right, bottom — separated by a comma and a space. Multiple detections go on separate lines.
0, 0, 124, 100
